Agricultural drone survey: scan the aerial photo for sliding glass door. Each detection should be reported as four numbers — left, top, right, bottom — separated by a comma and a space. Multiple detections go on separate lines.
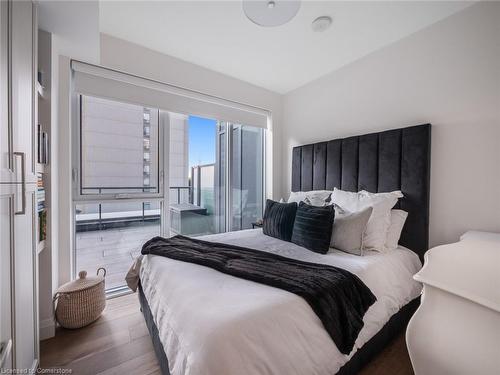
166, 113, 224, 237
229, 124, 264, 231
73, 96, 265, 292
168, 114, 264, 237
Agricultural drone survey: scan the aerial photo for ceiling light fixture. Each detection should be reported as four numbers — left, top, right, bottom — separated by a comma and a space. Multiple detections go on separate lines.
311, 16, 332, 32
243, 0, 301, 27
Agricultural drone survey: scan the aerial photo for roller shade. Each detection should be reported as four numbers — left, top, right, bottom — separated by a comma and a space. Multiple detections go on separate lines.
71, 60, 269, 128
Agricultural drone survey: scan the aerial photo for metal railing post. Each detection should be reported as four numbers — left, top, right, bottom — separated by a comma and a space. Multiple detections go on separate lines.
98, 187, 102, 230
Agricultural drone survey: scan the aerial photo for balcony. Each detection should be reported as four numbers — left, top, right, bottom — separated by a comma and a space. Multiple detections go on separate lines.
75, 186, 214, 291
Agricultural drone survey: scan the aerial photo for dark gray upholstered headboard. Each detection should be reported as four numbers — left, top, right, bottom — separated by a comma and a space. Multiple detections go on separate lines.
291, 124, 431, 260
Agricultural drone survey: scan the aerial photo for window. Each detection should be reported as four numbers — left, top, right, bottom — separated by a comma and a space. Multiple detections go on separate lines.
78, 95, 161, 197
71, 62, 271, 295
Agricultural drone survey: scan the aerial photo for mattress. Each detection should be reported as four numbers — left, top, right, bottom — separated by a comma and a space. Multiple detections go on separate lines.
139, 229, 422, 375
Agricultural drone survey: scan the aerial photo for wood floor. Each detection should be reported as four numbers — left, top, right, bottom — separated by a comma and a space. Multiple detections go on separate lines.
41, 293, 414, 375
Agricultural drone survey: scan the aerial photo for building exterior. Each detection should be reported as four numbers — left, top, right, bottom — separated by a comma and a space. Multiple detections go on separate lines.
167, 112, 190, 204
80, 95, 159, 214
79, 97, 191, 216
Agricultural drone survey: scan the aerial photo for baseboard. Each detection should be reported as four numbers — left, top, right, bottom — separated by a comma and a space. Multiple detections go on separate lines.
39, 318, 55, 340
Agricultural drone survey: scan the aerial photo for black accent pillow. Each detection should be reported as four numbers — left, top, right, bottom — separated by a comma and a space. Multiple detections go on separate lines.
291, 201, 335, 254
262, 199, 298, 242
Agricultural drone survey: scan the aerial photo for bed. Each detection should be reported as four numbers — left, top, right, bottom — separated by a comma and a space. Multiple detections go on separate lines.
135, 124, 431, 375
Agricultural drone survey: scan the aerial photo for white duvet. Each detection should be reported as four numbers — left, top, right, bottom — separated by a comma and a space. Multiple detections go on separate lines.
139, 229, 422, 375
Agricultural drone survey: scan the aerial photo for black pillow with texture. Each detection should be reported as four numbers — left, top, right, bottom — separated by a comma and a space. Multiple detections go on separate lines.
262, 199, 298, 242
291, 201, 335, 254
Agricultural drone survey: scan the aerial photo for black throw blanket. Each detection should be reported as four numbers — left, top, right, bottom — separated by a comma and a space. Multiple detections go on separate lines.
141, 235, 376, 354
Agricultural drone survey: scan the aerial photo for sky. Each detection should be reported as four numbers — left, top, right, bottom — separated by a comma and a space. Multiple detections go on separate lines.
188, 115, 216, 168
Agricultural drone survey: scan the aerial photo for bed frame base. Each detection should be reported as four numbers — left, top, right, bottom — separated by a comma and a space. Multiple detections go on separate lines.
337, 297, 419, 375
138, 283, 419, 375
138, 283, 170, 375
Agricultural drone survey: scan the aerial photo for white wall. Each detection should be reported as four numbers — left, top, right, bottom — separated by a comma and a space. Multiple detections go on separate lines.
38, 0, 101, 340
57, 56, 72, 287
282, 2, 500, 247
99, 34, 283, 199
38, 0, 100, 63
37, 29, 55, 340
38, 0, 101, 292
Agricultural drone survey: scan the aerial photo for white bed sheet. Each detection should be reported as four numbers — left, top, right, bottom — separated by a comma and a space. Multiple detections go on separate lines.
139, 229, 422, 375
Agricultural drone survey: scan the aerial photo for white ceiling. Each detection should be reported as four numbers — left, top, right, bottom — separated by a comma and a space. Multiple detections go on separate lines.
100, 1, 472, 94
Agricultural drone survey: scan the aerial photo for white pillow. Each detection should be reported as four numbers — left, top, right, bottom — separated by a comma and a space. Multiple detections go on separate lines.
288, 190, 332, 206
330, 189, 359, 209
288, 191, 307, 203
331, 188, 403, 252
385, 209, 408, 251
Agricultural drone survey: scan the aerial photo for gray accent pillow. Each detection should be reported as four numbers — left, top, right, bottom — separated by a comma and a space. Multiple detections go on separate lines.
330, 206, 373, 256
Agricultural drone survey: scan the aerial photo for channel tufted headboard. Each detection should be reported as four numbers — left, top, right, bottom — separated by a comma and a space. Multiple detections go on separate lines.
291, 124, 431, 260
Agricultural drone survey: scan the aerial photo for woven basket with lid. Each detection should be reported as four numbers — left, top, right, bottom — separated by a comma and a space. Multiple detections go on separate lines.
53, 268, 106, 329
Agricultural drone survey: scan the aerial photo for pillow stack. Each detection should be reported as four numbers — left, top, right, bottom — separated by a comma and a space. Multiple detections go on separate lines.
262, 188, 407, 256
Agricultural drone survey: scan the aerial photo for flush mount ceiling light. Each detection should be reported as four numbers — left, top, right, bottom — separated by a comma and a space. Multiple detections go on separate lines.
243, 0, 301, 27
311, 16, 332, 32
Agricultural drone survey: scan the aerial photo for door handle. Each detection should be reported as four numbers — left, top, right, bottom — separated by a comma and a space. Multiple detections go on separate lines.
13, 152, 26, 215
0, 339, 12, 368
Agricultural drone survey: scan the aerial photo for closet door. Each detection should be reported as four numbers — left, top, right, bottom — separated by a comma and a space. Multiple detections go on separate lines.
13, 186, 37, 370
11, 0, 36, 184
0, 0, 13, 183
0, 185, 14, 371
10, 0, 38, 370
0, 2, 14, 370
